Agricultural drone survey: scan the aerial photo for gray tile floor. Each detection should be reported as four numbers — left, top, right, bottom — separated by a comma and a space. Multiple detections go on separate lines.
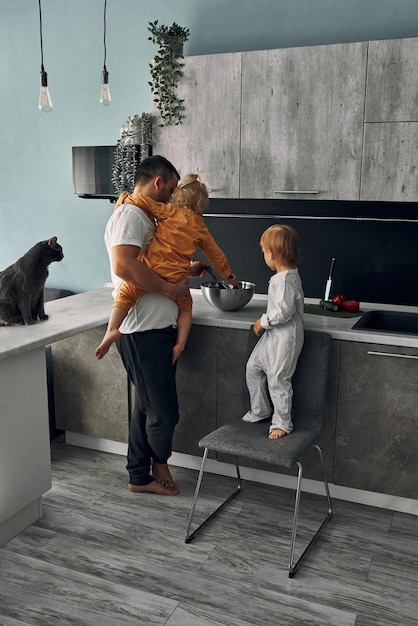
1, 440, 417, 626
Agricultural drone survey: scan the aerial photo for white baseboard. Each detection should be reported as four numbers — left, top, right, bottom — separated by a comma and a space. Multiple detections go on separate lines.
64, 431, 418, 516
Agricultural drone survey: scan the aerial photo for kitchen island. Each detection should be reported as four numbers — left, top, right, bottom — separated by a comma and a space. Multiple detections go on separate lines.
0, 289, 112, 547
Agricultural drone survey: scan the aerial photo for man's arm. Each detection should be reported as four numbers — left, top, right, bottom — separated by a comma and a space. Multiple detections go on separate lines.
112, 244, 189, 300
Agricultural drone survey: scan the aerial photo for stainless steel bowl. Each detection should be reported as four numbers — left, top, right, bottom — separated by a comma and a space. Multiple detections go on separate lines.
200, 281, 256, 311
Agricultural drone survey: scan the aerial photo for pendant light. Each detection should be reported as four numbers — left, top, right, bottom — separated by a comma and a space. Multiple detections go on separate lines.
38, 0, 53, 112
100, 0, 111, 106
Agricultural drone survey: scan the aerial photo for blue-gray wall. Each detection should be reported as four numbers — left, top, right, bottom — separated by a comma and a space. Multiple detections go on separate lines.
1, 0, 418, 293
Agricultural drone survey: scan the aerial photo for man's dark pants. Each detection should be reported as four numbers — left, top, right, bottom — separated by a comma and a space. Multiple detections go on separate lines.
117, 326, 179, 485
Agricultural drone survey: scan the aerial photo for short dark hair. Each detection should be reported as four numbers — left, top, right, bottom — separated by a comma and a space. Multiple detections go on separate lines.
135, 155, 180, 185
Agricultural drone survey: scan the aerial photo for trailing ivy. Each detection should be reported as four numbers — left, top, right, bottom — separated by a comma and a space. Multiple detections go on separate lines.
148, 20, 190, 126
111, 113, 153, 194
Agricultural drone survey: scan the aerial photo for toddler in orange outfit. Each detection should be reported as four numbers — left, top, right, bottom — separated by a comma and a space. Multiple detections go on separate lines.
96, 174, 236, 361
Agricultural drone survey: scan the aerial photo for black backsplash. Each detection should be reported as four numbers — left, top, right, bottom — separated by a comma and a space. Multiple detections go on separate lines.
190, 199, 418, 306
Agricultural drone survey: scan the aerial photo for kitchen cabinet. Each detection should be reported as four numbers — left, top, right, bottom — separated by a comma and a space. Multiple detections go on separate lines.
361, 37, 418, 201
360, 122, 418, 201
334, 341, 418, 499
152, 52, 241, 198
52, 326, 130, 443
240, 43, 367, 200
153, 37, 418, 202
153, 43, 367, 200
0, 348, 51, 546
174, 325, 217, 455
364, 38, 418, 122
51, 324, 217, 457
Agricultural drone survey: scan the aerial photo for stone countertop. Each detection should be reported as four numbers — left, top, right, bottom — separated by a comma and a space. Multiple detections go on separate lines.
1, 287, 418, 361
0, 288, 113, 361
191, 290, 418, 349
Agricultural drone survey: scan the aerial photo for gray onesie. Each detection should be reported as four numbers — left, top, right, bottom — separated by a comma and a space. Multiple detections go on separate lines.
243, 268, 304, 434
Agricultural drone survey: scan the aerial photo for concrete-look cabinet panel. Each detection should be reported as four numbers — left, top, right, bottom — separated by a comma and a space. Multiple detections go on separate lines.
52, 326, 129, 443
335, 341, 418, 499
240, 43, 367, 200
52, 325, 217, 455
365, 38, 418, 122
152, 52, 241, 198
360, 122, 418, 202
361, 37, 418, 202
174, 325, 217, 455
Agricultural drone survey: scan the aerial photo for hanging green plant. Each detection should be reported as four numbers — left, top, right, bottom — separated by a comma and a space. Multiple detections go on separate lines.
112, 113, 153, 194
148, 20, 190, 127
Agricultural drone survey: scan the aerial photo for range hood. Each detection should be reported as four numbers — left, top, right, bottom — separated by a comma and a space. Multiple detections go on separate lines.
72, 146, 117, 200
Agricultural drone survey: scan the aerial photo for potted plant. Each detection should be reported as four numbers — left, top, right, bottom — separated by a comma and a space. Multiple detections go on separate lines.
112, 113, 153, 194
148, 20, 190, 126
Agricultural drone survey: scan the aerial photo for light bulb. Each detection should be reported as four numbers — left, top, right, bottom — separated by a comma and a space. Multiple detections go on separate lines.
100, 68, 111, 106
39, 69, 53, 112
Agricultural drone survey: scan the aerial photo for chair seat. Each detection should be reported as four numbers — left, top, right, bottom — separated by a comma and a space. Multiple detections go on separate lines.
199, 419, 322, 470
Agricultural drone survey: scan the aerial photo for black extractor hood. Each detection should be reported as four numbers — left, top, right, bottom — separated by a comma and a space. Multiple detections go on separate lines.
72, 146, 117, 200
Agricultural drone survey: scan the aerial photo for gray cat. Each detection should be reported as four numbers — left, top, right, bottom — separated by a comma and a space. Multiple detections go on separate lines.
0, 236, 64, 325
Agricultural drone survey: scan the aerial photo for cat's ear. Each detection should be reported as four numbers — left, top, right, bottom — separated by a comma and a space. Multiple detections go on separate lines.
48, 236, 58, 248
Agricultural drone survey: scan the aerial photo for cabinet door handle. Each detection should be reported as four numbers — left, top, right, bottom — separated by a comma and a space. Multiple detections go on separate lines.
367, 351, 418, 360
274, 190, 320, 194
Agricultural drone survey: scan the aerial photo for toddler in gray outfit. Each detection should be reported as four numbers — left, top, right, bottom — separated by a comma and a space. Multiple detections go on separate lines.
242, 224, 304, 439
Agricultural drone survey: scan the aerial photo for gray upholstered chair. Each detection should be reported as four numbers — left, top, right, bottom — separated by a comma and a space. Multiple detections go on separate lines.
185, 329, 333, 577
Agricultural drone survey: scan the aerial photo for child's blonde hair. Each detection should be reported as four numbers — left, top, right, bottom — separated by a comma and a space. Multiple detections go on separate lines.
171, 173, 209, 216
260, 224, 299, 265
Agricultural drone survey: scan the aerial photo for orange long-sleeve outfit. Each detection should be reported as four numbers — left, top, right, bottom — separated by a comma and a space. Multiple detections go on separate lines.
114, 192, 233, 312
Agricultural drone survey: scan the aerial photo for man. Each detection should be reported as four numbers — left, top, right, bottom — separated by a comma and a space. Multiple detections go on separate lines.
105, 155, 200, 495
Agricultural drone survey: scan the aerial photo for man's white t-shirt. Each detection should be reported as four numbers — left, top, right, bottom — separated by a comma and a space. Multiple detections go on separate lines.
104, 202, 178, 333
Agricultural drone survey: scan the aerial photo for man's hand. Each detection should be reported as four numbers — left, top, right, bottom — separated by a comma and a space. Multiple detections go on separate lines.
189, 261, 209, 278
253, 318, 264, 337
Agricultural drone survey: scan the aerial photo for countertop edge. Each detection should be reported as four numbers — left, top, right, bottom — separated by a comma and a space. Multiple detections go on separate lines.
1, 287, 418, 361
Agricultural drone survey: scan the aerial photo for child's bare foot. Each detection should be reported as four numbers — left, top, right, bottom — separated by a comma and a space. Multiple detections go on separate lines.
128, 480, 178, 495
95, 328, 121, 359
152, 462, 177, 489
268, 429, 287, 439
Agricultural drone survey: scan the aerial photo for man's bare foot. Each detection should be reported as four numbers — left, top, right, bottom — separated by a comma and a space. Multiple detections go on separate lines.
128, 480, 178, 495
268, 429, 287, 439
152, 462, 176, 489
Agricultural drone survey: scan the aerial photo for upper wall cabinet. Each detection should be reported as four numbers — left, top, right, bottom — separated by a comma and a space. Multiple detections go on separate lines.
239, 43, 367, 200
361, 38, 418, 202
153, 37, 418, 201
152, 53, 241, 198
365, 38, 418, 122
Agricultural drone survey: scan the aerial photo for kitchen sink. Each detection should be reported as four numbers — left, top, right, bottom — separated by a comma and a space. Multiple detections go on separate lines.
352, 310, 418, 336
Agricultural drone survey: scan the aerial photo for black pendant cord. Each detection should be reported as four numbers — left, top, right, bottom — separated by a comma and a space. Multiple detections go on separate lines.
38, 0, 45, 71
103, 0, 108, 71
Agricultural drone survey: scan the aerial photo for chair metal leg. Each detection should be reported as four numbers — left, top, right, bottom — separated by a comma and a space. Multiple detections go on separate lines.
288, 444, 333, 578
185, 448, 242, 544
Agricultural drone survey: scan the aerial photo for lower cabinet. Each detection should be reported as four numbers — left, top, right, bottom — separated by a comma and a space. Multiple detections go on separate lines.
51, 326, 339, 483
52, 326, 129, 443
335, 341, 418, 498
174, 325, 217, 455
51, 327, 418, 499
